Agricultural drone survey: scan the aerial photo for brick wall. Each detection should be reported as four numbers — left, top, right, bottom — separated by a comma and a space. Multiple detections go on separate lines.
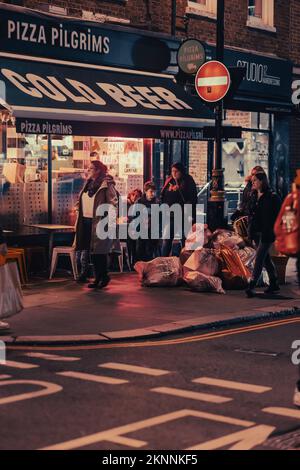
11, 0, 174, 34
189, 141, 207, 187
7, 1, 294, 59
289, 0, 300, 65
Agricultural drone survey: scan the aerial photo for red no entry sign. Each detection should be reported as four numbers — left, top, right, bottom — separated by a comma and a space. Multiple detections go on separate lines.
195, 60, 231, 102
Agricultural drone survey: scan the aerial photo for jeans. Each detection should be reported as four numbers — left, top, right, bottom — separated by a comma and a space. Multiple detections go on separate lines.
136, 239, 160, 262
252, 237, 277, 286
127, 238, 137, 269
76, 250, 90, 278
161, 218, 185, 257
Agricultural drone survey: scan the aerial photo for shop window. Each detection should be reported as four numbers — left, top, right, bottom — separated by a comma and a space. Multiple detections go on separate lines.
89, 137, 144, 198
186, 0, 217, 18
247, 0, 276, 32
0, 125, 145, 228
222, 110, 271, 219
51, 136, 144, 225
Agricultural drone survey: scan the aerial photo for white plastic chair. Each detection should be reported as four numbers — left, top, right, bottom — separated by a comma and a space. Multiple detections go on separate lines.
118, 242, 130, 273
49, 246, 78, 280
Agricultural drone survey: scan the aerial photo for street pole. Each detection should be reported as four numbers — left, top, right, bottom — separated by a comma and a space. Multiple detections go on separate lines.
171, 0, 176, 37
207, 0, 226, 232
47, 134, 52, 224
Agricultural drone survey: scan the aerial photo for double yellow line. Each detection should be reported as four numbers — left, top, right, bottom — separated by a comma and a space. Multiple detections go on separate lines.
6, 316, 300, 351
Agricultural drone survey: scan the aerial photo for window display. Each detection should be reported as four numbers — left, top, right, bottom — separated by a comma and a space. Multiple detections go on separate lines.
0, 125, 144, 227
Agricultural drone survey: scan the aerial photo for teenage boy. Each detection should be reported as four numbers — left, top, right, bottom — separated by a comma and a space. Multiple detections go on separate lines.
135, 181, 160, 262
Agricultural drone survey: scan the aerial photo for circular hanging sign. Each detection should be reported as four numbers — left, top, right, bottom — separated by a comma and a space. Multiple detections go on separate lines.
177, 39, 206, 75
195, 60, 231, 103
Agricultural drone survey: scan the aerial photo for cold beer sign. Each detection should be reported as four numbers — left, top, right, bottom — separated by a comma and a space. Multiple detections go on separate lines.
195, 60, 231, 103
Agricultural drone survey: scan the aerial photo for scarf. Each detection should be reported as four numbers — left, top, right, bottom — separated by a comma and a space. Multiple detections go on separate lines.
84, 175, 105, 197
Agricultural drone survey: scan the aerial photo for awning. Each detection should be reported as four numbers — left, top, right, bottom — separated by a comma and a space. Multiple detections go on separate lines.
0, 54, 214, 139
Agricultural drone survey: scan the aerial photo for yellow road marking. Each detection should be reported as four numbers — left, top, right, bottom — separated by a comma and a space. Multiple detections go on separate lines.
57, 371, 129, 385
262, 407, 300, 419
25, 352, 80, 362
2, 360, 39, 369
40, 409, 254, 450
193, 377, 272, 394
186, 425, 276, 450
5, 317, 300, 352
99, 362, 171, 376
151, 386, 232, 404
0, 380, 62, 405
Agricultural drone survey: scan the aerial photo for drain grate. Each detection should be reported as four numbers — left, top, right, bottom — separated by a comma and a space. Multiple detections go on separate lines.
262, 429, 300, 450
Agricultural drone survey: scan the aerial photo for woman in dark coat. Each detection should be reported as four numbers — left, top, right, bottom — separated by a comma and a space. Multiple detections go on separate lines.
246, 172, 282, 298
75, 160, 119, 289
160, 162, 197, 257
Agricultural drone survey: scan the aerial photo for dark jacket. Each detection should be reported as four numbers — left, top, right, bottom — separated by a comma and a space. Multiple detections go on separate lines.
250, 190, 282, 243
231, 182, 257, 222
75, 175, 119, 254
160, 174, 198, 221
0, 226, 5, 245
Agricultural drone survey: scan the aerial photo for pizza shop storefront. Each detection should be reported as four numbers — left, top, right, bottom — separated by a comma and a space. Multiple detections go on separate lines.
0, 3, 213, 231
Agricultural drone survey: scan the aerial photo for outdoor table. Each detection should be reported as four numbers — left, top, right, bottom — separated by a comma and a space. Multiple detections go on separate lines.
24, 224, 75, 259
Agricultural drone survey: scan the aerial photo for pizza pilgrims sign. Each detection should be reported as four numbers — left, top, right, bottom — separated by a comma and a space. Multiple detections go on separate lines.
195, 60, 231, 103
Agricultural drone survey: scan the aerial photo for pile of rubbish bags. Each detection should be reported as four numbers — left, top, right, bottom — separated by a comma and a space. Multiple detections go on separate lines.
134, 225, 257, 295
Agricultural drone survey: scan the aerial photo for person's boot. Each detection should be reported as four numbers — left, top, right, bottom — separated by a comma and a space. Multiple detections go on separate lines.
98, 275, 111, 289
87, 278, 102, 289
245, 280, 256, 298
264, 280, 280, 294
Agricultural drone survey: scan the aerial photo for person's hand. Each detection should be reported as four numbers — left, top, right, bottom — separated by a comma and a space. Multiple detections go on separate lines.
0, 243, 8, 256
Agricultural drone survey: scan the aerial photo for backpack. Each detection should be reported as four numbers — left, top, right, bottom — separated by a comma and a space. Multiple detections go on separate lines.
274, 184, 300, 256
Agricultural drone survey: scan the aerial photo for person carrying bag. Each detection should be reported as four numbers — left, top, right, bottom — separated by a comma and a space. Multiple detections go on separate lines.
0, 226, 23, 331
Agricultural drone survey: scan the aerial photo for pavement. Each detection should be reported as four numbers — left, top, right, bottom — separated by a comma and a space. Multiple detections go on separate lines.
2, 259, 300, 345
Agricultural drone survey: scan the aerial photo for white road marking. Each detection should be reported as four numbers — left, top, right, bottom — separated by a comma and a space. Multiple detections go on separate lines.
108, 436, 146, 448
99, 362, 170, 376
2, 360, 39, 370
0, 375, 11, 379
262, 407, 300, 419
186, 425, 276, 451
57, 371, 128, 385
197, 76, 228, 87
41, 409, 254, 450
25, 352, 80, 362
193, 377, 271, 394
0, 380, 62, 405
151, 387, 232, 404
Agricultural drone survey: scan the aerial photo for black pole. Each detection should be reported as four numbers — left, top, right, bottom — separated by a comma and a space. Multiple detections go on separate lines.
47, 135, 52, 224
171, 0, 176, 37
207, 0, 226, 232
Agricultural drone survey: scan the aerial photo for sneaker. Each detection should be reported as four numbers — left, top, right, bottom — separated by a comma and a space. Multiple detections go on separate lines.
293, 387, 300, 408
0, 321, 10, 331
264, 283, 280, 294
